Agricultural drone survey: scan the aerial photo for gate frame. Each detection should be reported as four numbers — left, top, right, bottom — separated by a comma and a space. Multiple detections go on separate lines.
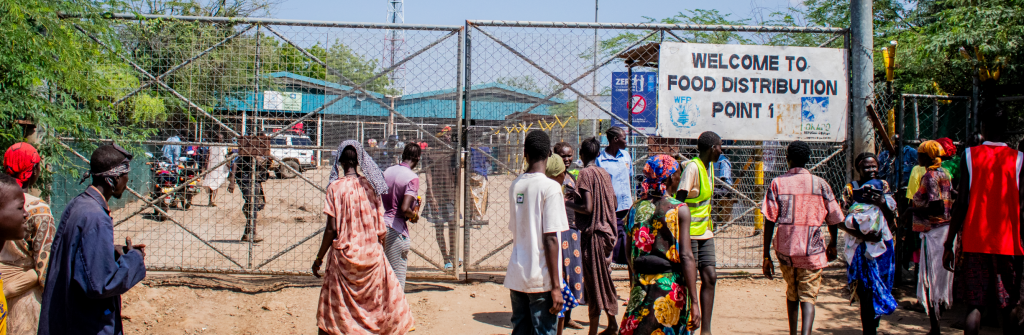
461, 20, 850, 271
62, 13, 465, 279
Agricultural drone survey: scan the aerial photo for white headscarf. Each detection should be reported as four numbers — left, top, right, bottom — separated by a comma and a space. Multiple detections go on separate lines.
327, 140, 387, 195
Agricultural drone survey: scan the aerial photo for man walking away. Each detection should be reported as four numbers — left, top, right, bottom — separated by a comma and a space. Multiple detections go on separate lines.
595, 127, 632, 265
40, 144, 147, 335
675, 131, 723, 335
506, 130, 567, 335
382, 143, 422, 289
943, 104, 1023, 335
761, 141, 844, 335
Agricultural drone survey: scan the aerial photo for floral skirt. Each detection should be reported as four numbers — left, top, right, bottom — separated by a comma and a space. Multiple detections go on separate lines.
620, 272, 692, 335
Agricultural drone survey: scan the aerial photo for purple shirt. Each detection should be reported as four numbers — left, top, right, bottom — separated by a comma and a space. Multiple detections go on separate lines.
383, 163, 420, 237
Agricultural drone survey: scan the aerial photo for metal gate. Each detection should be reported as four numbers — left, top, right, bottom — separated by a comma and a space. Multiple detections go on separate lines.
461, 21, 850, 269
58, 14, 464, 278
52, 14, 859, 277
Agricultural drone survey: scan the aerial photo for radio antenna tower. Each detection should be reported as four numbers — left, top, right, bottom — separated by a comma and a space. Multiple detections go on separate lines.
384, 0, 406, 95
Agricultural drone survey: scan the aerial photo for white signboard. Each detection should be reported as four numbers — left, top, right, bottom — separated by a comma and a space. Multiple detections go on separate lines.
263, 91, 303, 111
657, 42, 848, 142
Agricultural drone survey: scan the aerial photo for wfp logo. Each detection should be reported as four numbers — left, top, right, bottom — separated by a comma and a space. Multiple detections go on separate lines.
671, 96, 698, 129
801, 97, 829, 122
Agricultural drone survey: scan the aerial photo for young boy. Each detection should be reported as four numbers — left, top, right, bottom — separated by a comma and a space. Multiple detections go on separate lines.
506, 130, 567, 335
762, 141, 845, 335
0, 173, 29, 334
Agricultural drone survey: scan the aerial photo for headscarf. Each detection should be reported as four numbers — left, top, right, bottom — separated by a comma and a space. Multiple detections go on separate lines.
4, 142, 41, 187
918, 140, 945, 170
328, 140, 387, 195
81, 143, 134, 187
640, 154, 679, 200
544, 154, 565, 179
936, 138, 956, 158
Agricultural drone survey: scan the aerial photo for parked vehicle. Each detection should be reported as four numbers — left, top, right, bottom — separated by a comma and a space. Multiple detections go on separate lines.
267, 133, 316, 179
147, 159, 180, 221
176, 155, 202, 209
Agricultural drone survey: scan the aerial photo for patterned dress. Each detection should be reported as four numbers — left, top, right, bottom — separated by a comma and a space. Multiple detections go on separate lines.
318, 176, 414, 335
621, 197, 693, 335
0, 193, 55, 335
561, 171, 585, 305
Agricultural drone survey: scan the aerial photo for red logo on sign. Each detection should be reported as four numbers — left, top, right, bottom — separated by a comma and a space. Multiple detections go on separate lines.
630, 95, 646, 115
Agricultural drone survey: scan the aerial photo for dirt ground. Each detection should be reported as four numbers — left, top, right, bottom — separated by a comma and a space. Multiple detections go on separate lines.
110, 164, 784, 276
121, 268, 1007, 335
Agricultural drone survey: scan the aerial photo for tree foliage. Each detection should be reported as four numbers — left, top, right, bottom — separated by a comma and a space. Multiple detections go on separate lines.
0, 0, 168, 188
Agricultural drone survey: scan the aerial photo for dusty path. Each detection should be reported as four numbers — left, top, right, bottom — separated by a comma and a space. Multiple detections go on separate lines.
120, 268, 1004, 335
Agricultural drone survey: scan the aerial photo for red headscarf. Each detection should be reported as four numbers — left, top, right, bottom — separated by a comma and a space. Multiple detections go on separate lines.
936, 138, 956, 157
4, 142, 41, 187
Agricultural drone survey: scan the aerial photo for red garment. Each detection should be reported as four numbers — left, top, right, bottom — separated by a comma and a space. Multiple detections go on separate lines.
3, 142, 41, 187
962, 142, 1024, 255
936, 138, 956, 157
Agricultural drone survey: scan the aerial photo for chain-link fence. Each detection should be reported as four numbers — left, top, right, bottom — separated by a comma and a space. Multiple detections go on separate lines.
56, 14, 465, 277
462, 21, 850, 269
51, 14, 861, 276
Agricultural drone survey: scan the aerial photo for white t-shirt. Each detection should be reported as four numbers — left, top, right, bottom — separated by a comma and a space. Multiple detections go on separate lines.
504, 173, 569, 293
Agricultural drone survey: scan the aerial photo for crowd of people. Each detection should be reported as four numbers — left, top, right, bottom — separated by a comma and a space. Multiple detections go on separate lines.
0, 100, 1016, 335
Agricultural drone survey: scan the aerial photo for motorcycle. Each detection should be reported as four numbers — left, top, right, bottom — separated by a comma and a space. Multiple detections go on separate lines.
176, 154, 202, 210
147, 159, 180, 221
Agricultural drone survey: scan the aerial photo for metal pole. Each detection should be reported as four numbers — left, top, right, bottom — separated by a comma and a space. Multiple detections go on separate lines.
913, 98, 920, 140
897, 96, 904, 186
850, 0, 874, 154
457, 25, 468, 279
460, 22, 471, 276
933, 98, 939, 139
247, 24, 261, 269
971, 75, 979, 137
316, 114, 323, 167
591, 0, 599, 139
388, 96, 395, 136
626, 60, 633, 140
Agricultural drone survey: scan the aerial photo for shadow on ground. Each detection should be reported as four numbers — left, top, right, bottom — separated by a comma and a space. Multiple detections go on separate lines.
473, 312, 512, 329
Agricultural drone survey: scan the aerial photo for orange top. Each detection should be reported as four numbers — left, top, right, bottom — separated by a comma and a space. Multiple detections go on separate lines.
962, 142, 1024, 255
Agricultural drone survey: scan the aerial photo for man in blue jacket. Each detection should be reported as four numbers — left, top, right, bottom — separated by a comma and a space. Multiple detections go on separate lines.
40, 144, 147, 335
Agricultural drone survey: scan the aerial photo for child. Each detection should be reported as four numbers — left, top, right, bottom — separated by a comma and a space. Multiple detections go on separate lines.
506, 130, 568, 335
0, 173, 30, 334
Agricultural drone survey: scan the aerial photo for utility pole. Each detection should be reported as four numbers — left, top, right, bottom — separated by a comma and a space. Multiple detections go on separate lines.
591, 0, 599, 137
851, 0, 875, 154
385, 0, 405, 136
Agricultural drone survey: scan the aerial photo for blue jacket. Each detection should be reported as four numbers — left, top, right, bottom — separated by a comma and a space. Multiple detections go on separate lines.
40, 187, 146, 335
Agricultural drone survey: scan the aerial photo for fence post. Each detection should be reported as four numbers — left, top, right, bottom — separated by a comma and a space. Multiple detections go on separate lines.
913, 98, 920, 140
897, 96, 904, 186
933, 98, 939, 139
461, 22, 472, 276
850, 0, 874, 155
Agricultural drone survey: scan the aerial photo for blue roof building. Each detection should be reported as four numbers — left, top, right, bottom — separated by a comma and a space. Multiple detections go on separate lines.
220, 72, 568, 122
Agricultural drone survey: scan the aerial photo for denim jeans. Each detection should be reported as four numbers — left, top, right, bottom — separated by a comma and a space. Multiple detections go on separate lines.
509, 290, 557, 335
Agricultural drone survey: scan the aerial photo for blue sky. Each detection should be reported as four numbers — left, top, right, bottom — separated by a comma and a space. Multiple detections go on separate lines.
272, 0, 799, 25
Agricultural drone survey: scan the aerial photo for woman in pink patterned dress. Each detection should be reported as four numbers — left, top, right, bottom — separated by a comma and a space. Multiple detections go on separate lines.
312, 140, 414, 335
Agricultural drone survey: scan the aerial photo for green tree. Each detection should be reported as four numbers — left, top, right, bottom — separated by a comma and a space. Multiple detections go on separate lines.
0, 0, 167, 190
598, 9, 752, 59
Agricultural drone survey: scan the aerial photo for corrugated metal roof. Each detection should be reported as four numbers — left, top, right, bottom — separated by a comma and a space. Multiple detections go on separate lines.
217, 72, 562, 121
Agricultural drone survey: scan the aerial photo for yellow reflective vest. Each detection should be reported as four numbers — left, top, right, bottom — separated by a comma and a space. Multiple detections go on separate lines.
685, 157, 714, 236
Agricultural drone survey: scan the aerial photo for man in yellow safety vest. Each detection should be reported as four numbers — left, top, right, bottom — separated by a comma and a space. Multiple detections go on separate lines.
675, 131, 722, 335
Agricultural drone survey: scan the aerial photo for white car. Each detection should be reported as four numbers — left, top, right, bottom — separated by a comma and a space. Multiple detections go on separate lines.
268, 133, 316, 179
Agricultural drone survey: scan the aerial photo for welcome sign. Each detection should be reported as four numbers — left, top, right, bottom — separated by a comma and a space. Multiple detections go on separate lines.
656, 42, 848, 142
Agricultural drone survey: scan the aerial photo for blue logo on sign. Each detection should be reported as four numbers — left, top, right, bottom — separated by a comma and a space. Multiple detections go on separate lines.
801, 97, 829, 122
671, 96, 699, 129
